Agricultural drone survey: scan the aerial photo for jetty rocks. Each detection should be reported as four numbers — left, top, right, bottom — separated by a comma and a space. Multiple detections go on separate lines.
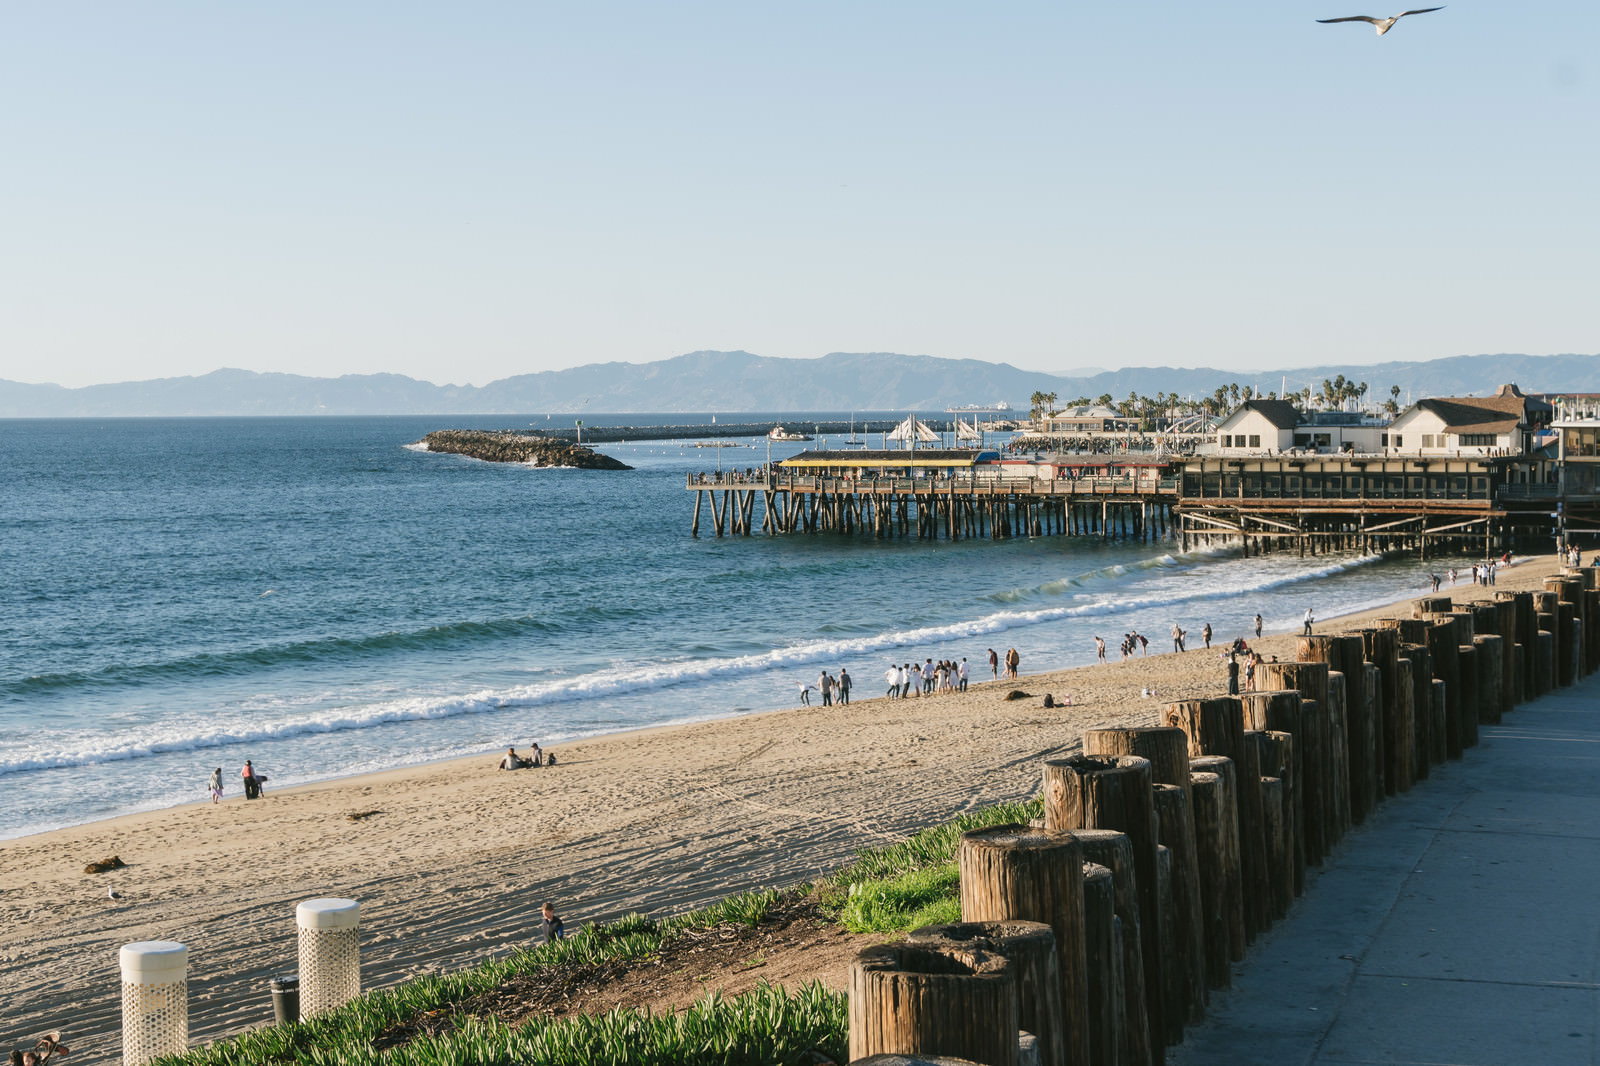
420, 430, 632, 470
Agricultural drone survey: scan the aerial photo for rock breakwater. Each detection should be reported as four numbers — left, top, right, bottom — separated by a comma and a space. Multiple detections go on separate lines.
419, 430, 632, 469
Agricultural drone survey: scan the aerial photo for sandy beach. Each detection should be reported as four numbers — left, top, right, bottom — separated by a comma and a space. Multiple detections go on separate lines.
0, 555, 1560, 1061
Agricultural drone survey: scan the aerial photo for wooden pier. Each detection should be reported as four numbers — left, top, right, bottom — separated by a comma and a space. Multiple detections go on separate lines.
689, 449, 1566, 555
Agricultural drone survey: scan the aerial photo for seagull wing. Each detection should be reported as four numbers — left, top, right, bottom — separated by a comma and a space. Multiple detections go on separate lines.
1317, 15, 1382, 24
1398, 6, 1445, 16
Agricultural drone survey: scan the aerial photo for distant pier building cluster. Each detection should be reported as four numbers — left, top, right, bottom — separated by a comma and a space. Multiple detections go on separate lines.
687, 385, 1600, 557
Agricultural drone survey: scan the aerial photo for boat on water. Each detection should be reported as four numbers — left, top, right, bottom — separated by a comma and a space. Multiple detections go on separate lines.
768, 426, 813, 441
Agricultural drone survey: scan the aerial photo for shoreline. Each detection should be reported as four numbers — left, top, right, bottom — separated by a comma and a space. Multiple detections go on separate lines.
0, 555, 1560, 1061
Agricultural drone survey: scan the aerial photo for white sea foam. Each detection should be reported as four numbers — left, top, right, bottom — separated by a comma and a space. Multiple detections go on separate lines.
0, 552, 1383, 778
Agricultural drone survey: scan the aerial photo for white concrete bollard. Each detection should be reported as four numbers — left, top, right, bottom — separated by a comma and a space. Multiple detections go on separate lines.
120, 941, 188, 1066
296, 897, 360, 1018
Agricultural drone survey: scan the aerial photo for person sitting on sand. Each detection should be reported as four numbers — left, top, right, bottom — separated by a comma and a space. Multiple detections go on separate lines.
529, 742, 543, 767
499, 747, 525, 771
542, 901, 565, 942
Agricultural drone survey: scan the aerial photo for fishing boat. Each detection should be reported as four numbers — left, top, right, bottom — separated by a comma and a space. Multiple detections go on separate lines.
768, 426, 812, 441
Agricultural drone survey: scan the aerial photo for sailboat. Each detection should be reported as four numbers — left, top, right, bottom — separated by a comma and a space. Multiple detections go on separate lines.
843, 413, 866, 448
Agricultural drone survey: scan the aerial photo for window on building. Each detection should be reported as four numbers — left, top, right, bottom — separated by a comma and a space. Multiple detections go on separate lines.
1221, 435, 1232, 447
1393, 435, 1403, 448
1248, 434, 1261, 448
1459, 433, 1496, 447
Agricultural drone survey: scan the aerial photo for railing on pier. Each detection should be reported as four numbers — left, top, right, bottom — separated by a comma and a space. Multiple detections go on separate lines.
685, 472, 1180, 496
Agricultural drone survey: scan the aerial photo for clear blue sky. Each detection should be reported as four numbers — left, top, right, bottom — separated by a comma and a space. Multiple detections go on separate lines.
2, 2, 1596, 387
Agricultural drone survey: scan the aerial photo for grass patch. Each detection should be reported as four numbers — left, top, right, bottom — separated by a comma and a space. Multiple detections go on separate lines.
158, 797, 1041, 1066
837, 863, 962, 933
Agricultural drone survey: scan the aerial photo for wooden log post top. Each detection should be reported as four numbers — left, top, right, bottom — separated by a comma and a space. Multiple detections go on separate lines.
1162, 698, 1245, 763
1240, 689, 1303, 733
1380, 616, 1429, 645
1448, 608, 1477, 642
958, 826, 1089, 1066
1083, 726, 1192, 803
1040, 755, 1164, 1058
1413, 595, 1453, 618
849, 943, 1019, 1066
909, 922, 1065, 1066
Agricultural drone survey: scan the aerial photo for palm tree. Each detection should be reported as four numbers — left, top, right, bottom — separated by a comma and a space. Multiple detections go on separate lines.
1029, 391, 1047, 420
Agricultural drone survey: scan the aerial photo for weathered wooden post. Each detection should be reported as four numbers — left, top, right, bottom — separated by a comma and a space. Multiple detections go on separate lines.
1454, 643, 1479, 749
1150, 783, 1207, 1026
1258, 775, 1288, 921
1430, 678, 1447, 759
1241, 691, 1305, 893
1188, 771, 1231, 991
1396, 642, 1433, 777
1360, 626, 1405, 795
909, 922, 1065, 1066
1073, 831, 1154, 1066
1324, 670, 1352, 839
1256, 663, 1332, 864
1042, 756, 1165, 1060
849, 943, 1019, 1066
1160, 698, 1265, 942
1413, 595, 1453, 617
1154, 845, 1178, 1047
1080, 863, 1120, 1066
1300, 634, 1374, 824
1474, 634, 1505, 724
1425, 618, 1462, 759
959, 827, 1090, 1066
1186, 755, 1244, 963
1254, 730, 1298, 909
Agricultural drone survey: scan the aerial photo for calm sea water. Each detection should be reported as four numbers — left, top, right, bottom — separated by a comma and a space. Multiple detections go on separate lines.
0, 416, 1465, 839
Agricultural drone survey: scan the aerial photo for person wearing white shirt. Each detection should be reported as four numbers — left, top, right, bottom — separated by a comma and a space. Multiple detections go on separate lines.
958, 658, 969, 692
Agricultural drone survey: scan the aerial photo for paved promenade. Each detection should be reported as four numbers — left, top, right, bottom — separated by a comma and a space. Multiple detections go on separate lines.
1172, 672, 1600, 1066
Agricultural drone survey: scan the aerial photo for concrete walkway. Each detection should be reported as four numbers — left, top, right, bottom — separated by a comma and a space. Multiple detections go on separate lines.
1171, 673, 1600, 1066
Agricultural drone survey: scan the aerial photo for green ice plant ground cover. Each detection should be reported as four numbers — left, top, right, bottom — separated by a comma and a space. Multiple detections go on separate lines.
157, 798, 1041, 1066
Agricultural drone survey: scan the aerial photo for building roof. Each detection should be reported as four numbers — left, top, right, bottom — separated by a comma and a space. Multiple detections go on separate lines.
1232, 399, 1302, 430
1402, 384, 1549, 433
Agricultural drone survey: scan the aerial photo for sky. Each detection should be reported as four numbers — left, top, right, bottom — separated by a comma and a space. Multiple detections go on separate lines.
2, 3, 1596, 388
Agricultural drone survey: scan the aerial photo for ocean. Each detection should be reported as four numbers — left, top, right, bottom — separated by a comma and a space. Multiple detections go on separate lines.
0, 415, 1466, 840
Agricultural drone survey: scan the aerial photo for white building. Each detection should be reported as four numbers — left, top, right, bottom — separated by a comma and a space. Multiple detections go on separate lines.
1212, 400, 1300, 453
1385, 384, 1549, 457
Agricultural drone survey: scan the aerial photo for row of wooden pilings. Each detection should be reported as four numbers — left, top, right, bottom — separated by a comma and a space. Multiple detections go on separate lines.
690, 486, 1173, 542
845, 566, 1600, 1066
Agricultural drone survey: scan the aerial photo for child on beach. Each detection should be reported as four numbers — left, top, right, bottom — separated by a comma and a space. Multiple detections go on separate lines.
541, 901, 565, 943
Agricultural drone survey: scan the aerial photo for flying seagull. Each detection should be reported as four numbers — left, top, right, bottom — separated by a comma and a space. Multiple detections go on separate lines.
1317, 6, 1444, 34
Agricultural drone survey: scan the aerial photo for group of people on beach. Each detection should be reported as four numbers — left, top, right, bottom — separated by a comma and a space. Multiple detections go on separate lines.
799, 668, 852, 706
498, 743, 553, 770
205, 761, 268, 803
881, 657, 972, 700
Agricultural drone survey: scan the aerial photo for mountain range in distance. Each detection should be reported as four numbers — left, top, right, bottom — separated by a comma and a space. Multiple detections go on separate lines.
2, 350, 1596, 418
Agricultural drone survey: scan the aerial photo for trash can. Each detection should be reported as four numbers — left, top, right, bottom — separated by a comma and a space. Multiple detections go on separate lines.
269, 975, 300, 1025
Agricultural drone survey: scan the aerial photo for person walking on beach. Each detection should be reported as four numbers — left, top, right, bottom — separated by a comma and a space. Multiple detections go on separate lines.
208, 767, 223, 803
797, 681, 812, 706
1202, 622, 1212, 650
907, 661, 922, 697
885, 664, 900, 699
901, 663, 914, 699
241, 760, 263, 799
1005, 647, 1020, 678
1095, 635, 1107, 663
819, 671, 833, 707
923, 659, 936, 695
1135, 631, 1148, 656
988, 648, 999, 680
542, 901, 565, 943
838, 668, 851, 705
1254, 613, 1263, 639
1303, 607, 1314, 636
1227, 652, 1240, 695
